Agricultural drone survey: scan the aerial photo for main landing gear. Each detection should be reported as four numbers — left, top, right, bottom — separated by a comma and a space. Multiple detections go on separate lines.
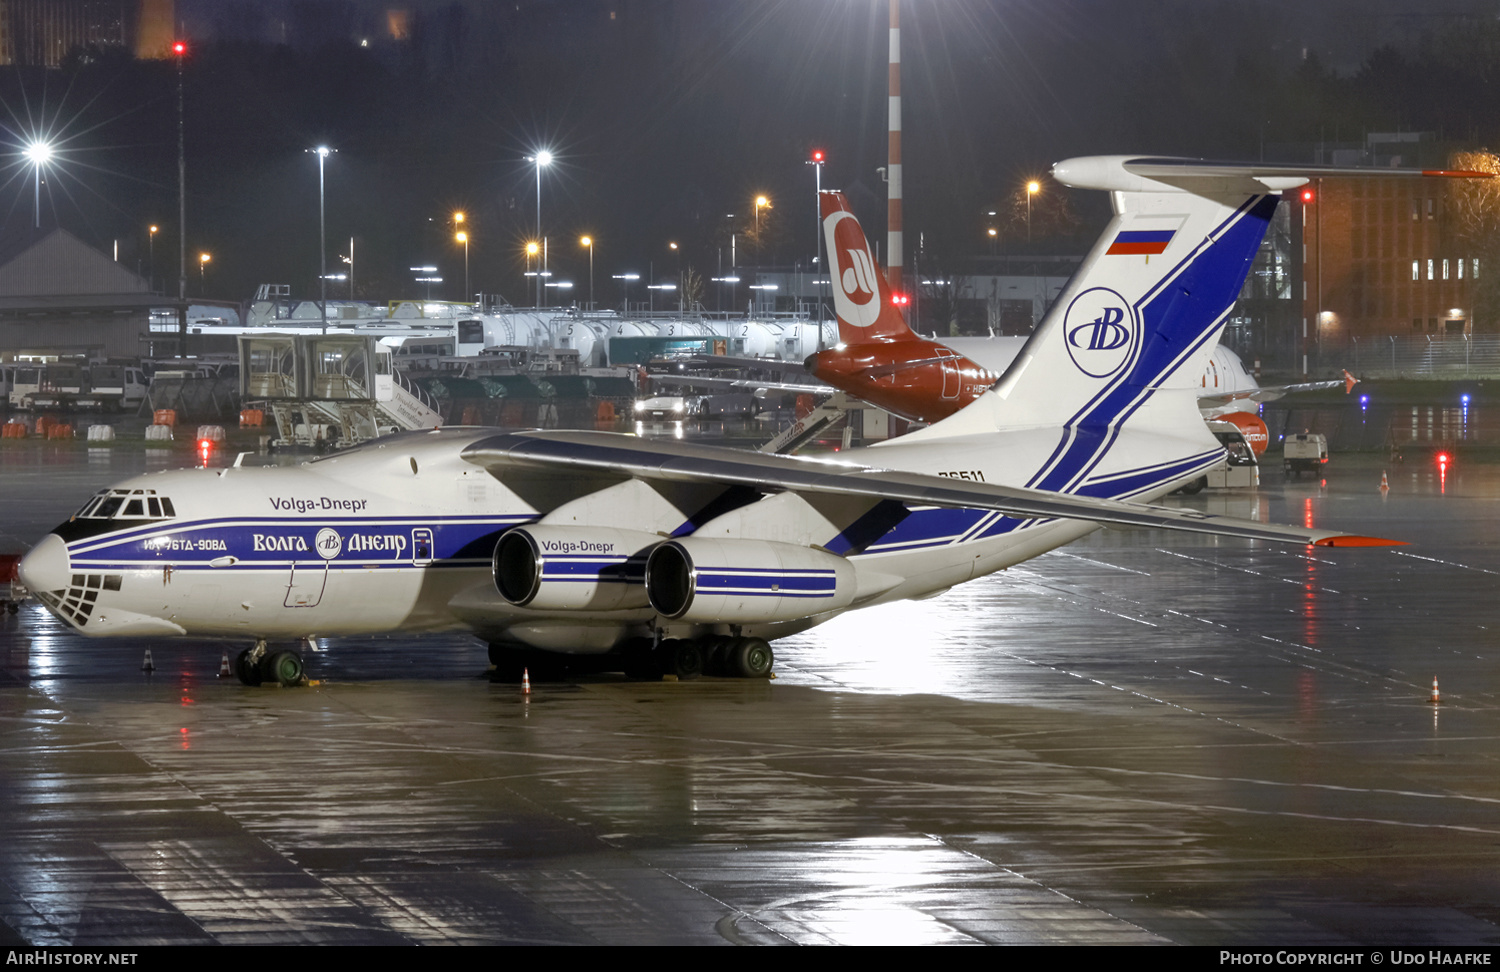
625, 634, 776, 681
235, 640, 306, 687
487, 634, 776, 683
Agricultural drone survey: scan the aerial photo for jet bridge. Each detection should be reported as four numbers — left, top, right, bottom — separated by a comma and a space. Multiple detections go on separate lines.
239, 334, 444, 448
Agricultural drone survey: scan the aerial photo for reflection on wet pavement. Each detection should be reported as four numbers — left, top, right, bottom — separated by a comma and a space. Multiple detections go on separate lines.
3, 451, 1500, 944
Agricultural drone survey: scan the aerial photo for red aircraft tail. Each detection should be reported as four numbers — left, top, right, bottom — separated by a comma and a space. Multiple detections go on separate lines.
821, 191, 916, 344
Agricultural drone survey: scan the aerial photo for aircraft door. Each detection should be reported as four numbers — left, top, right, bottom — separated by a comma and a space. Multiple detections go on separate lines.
284, 561, 327, 608
940, 354, 961, 400
412, 528, 433, 567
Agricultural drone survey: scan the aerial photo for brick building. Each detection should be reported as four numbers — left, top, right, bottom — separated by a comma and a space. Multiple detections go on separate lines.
1295, 134, 1482, 374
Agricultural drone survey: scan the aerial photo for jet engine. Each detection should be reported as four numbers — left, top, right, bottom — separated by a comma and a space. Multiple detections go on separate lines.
645, 537, 856, 624
493, 526, 662, 611
1217, 410, 1270, 455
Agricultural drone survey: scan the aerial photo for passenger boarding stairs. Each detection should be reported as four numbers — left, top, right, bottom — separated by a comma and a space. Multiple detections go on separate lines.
239, 334, 443, 449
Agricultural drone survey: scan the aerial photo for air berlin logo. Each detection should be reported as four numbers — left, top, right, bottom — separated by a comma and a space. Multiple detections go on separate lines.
1063, 288, 1137, 378
824, 211, 882, 329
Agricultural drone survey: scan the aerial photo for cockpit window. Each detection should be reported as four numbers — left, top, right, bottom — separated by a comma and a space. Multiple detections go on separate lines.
75, 489, 176, 521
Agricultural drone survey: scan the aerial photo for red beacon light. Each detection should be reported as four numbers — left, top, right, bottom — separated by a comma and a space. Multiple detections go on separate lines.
172, 40, 187, 56
811, 149, 825, 163
1437, 451, 1451, 466
1301, 188, 1315, 203
891, 293, 909, 307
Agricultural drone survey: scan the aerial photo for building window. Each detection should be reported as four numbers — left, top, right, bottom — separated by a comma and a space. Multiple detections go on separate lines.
1475, 258, 1481, 280
1412, 200, 1420, 221
1444, 258, 1450, 280
1413, 318, 1423, 331
1459, 258, 1465, 280
1427, 199, 1436, 220
1412, 261, 1420, 281
1428, 259, 1434, 281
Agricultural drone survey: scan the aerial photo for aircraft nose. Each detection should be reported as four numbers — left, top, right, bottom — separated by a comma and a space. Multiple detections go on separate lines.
18, 534, 71, 593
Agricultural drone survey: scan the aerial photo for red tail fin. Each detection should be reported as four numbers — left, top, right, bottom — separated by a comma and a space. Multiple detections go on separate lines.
821, 191, 916, 344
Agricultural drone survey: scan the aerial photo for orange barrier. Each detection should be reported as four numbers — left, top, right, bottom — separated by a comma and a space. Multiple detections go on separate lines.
46, 424, 74, 440
153, 409, 177, 427
596, 401, 617, 422
1, 423, 26, 439
239, 409, 264, 428
34, 415, 53, 435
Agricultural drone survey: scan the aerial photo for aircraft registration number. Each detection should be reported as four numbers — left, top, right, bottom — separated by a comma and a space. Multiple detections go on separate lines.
937, 470, 986, 482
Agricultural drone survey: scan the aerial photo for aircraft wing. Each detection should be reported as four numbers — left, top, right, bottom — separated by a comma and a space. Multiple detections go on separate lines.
461, 430, 1399, 548
650, 372, 831, 396
1198, 379, 1344, 409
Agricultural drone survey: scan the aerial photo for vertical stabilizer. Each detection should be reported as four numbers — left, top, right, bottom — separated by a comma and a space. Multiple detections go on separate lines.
821, 191, 915, 345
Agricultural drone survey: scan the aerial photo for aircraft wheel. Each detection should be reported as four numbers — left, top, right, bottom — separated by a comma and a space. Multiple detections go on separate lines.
261, 649, 304, 687
234, 648, 263, 687
727, 638, 774, 679
655, 638, 703, 680
700, 636, 735, 676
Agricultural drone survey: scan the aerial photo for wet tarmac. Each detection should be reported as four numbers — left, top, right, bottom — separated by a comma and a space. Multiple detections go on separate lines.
3, 439, 1500, 945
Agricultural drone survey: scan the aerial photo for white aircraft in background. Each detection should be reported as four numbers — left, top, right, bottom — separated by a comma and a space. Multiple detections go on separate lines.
22, 155, 1434, 686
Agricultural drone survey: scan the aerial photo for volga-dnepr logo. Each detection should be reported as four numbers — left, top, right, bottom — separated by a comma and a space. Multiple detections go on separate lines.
1062, 287, 1138, 378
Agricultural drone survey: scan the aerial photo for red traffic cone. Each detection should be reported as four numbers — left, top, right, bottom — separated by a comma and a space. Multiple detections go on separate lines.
1431, 676, 1441, 705
219, 650, 231, 678
1380, 471, 1390, 492
522, 667, 530, 695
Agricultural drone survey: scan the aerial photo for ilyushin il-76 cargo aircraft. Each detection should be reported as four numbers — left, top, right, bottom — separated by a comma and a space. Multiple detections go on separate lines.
25, 156, 1461, 686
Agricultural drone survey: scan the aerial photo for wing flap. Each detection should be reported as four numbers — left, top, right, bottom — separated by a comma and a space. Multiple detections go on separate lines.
461, 430, 1403, 548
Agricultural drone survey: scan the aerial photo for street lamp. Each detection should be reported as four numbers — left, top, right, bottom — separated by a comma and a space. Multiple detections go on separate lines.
307, 146, 335, 332
527, 150, 553, 305
1026, 180, 1040, 242
525, 241, 540, 307
580, 236, 594, 309
198, 252, 210, 295
24, 141, 50, 228
754, 195, 769, 253
806, 150, 825, 320
612, 272, 639, 312
455, 230, 469, 303
148, 225, 158, 290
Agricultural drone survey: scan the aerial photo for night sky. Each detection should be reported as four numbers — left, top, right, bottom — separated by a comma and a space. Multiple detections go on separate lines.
1, 0, 1498, 308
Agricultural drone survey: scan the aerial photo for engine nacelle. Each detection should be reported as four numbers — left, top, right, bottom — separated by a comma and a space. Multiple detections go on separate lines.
645, 537, 856, 624
1218, 410, 1269, 455
494, 526, 662, 611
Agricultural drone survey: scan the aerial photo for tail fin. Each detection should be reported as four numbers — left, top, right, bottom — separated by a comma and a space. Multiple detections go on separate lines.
901, 156, 1485, 493
820, 191, 915, 344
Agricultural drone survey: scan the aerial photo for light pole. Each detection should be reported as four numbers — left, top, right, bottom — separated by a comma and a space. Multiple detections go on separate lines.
24, 141, 50, 228
754, 195, 769, 256
669, 242, 681, 314
341, 237, 353, 299
174, 39, 187, 314
612, 273, 639, 312
580, 236, 594, 309
148, 225, 158, 291
806, 150, 824, 320
455, 230, 469, 303
525, 241, 539, 307
308, 146, 334, 332
198, 252, 210, 295
527, 150, 552, 304
1026, 180, 1040, 243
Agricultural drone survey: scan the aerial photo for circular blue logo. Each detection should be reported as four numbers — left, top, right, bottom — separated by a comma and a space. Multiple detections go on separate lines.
1063, 287, 1138, 378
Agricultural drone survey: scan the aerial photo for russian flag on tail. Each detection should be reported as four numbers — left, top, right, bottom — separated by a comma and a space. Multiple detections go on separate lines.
1107, 229, 1175, 255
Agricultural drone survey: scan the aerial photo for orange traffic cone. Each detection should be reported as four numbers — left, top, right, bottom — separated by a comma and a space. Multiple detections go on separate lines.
1380, 471, 1390, 492
1431, 676, 1441, 705
219, 650, 231, 678
141, 648, 155, 673
522, 667, 530, 695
